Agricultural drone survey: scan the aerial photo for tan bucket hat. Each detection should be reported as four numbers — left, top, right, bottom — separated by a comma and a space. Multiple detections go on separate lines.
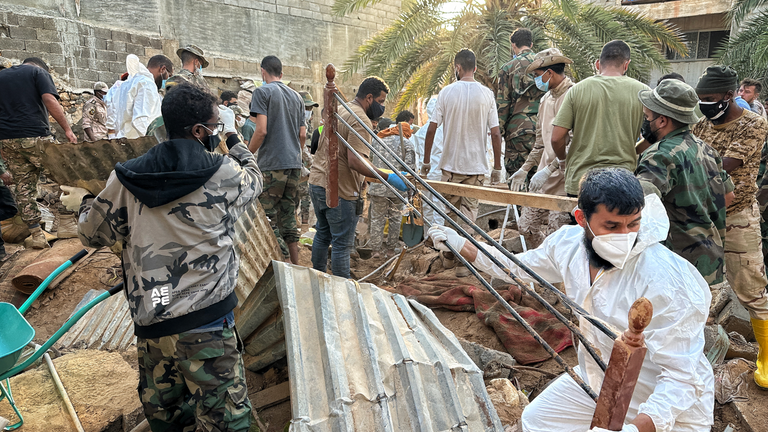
176, 44, 209, 68
525, 48, 573, 74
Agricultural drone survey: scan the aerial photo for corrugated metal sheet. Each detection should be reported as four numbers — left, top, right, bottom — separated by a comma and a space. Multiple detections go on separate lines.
42, 137, 158, 195
58, 289, 136, 351
244, 261, 503, 431
42, 137, 282, 306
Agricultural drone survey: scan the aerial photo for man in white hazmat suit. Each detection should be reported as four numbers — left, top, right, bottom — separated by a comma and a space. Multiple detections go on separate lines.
428, 167, 714, 432
108, 54, 173, 139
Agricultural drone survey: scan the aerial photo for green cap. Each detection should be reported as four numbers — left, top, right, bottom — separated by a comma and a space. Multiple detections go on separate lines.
176, 44, 209, 68
695, 65, 738, 95
299, 91, 319, 108
638, 79, 700, 124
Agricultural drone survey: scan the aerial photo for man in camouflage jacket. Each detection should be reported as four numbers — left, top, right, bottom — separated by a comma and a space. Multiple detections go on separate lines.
63, 84, 261, 431
496, 28, 545, 176
636, 79, 734, 287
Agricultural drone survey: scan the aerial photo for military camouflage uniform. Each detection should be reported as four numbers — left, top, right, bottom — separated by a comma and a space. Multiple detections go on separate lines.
82, 96, 108, 141
76, 140, 261, 431
166, 68, 211, 93
0, 135, 55, 225
636, 126, 733, 286
298, 134, 313, 224
369, 126, 415, 251
137, 327, 252, 432
496, 49, 545, 175
693, 110, 768, 319
756, 142, 768, 271
260, 168, 301, 257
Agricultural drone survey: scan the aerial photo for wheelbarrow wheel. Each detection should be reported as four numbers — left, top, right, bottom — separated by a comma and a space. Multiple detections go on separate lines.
0, 378, 23, 430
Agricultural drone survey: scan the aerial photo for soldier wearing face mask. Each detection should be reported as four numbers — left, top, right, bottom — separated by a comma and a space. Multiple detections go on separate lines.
165, 44, 211, 93
692, 65, 768, 390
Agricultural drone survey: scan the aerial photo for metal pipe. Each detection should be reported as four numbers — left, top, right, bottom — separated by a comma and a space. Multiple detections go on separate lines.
333, 96, 618, 341
335, 131, 601, 398
43, 351, 85, 432
335, 115, 609, 373
499, 205, 511, 243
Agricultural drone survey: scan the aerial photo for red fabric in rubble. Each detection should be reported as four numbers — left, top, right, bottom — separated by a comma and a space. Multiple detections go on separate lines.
398, 275, 573, 364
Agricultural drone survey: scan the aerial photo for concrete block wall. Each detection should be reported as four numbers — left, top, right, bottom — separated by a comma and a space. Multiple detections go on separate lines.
0, 0, 401, 98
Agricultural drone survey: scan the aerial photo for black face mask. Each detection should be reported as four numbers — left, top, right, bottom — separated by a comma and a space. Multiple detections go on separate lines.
699, 99, 729, 120
197, 128, 221, 152
366, 101, 385, 120
640, 117, 659, 145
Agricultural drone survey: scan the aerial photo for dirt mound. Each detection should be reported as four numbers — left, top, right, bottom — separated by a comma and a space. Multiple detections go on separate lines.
0, 350, 142, 431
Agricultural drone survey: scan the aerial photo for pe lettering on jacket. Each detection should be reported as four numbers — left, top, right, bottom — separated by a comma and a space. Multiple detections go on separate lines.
151, 285, 171, 307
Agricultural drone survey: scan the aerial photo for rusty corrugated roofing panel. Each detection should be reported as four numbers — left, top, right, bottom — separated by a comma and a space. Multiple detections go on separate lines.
248, 261, 503, 431
42, 137, 158, 195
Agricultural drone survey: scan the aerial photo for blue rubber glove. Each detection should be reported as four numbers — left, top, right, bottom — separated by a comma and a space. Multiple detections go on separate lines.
386, 172, 408, 192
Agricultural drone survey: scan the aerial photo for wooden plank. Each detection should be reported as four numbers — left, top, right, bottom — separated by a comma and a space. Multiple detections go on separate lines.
252, 381, 291, 410
324, 64, 339, 208
424, 180, 577, 213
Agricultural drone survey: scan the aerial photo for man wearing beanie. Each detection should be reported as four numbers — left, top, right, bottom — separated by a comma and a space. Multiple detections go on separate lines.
692, 65, 768, 389
636, 79, 734, 287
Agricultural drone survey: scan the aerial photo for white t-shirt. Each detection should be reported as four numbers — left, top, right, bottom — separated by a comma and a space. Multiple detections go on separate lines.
432, 80, 499, 175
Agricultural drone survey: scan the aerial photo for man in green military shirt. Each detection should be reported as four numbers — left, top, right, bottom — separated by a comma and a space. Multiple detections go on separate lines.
635, 79, 734, 288
497, 28, 545, 179
165, 44, 211, 93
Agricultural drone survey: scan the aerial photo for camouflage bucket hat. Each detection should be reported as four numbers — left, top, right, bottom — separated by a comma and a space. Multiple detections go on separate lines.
638, 79, 700, 125
299, 91, 319, 107
526, 48, 573, 74
176, 44, 209, 68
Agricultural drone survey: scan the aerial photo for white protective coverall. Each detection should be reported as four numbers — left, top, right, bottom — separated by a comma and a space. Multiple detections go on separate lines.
412, 96, 445, 226
105, 54, 140, 139
107, 57, 162, 139
471, 195, 714, 432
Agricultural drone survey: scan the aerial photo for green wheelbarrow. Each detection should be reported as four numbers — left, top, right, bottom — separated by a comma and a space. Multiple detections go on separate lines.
0, 249, 125, 430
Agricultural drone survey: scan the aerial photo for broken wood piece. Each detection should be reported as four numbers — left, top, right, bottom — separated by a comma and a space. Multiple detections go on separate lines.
425, 180, 577, 213
252, 381, 291, 410
324, 63, 339, 208
11, 240, 88, 294
591, 297, 653, 431
385, 248, 407, 281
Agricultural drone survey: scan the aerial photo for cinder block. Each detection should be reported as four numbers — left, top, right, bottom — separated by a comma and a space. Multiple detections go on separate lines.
48, 43, 63, 55
76, 68, 100, 81
98, 71, 117, 83
130, 34, 150, 46
106, 40, 126, 52
263, 4, 277, 12
24, 40, 52, 55
18, 15, 45, 29
52, 66, 67, 76
149, 38, 162, 50
0, 50, 25, 61
214, 57, 232, 69
76, 22, 92, 36
0, 38, 25, 51
125, 43, 144, 56
231, 60, 244, 71
108, 61, 125, 73
93, 27, 111, 40
111, 30, 130, 42
276, 5, 289, 14
91, 38, 107, 50
43, 54, 65, 67
42, 17, 58, 30
9, 26, 37, 40
243, 61, 261, 73
717, 292, 755, 342
3, 12, 19, 26
143, 47, 163, 58
115, 52, 128, 62
36, 28, 59, 41
89, 58, 110, 71
75, 47, 93, 59
95, 50, 117, 61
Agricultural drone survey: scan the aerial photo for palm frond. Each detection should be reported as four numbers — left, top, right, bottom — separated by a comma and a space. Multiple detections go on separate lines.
717, 10, 768, 86
729, 0, 768, 25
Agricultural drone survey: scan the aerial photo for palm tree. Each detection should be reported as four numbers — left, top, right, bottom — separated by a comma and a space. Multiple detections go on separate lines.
335, 0, 687, 110
717, 0, 768, 84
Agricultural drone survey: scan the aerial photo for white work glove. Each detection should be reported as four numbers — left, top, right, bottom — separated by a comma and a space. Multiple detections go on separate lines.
509, 168, 528, 191
528, 165, 553, 193
590, 426, 638, 432
420, 162, 431, 176
490, 169, 504, 185
427, 225, 467, 253
60, 186, 91, 212
219, 105, 237, 135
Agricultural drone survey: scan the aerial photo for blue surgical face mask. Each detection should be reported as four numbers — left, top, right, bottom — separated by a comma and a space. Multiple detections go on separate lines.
535, 73, 550, 92
196, 62, 203, 75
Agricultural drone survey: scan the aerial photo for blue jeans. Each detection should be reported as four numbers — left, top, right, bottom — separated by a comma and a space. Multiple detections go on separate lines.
309, 184, 358, 279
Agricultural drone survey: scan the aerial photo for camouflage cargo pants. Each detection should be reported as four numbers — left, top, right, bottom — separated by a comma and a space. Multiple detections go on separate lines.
369, 195, 403, 251
725, 202, 768, 320
259, 169, 301, 257
0, 136, 55, 226
297, 179, 310, 223
504, 133, 536, 175
518, 207, 571, 250
137, 327, 252, 432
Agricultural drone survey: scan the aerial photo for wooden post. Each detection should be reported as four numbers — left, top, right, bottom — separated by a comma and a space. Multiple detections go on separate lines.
591, 297, 653, 430
324, 64, 339, 208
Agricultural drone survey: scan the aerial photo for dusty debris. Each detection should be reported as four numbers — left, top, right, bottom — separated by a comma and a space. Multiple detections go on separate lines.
459, 337, 516, 380
726, 331, 759, 362
0, 350, 142, 432
486, 378, 529, 428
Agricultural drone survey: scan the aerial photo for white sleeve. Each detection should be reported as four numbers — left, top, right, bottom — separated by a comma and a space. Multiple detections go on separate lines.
472, 235, 564, 286
635, 272, 710, 432
432, 92, 445, 127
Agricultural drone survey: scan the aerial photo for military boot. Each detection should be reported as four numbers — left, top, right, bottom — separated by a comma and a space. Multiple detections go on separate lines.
25, 226, 50, 249
752, 318, 768, 389
56, 214, 79, 239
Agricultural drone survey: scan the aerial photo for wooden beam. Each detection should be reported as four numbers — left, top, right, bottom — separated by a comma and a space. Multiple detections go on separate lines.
252, 381, 291, 410
324, 64, 339, 208
424, 180, 577, 213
